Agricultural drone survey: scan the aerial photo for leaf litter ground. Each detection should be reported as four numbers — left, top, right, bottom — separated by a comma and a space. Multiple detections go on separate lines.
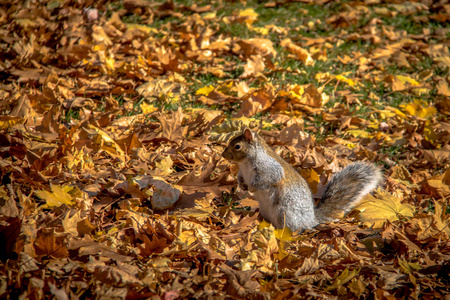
0, 0, 449, 299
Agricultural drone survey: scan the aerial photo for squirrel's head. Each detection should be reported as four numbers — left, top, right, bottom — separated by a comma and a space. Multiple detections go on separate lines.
222, 128, 254, 162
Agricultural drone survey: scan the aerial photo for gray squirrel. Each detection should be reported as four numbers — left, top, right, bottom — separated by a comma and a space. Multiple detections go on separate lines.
222, 128, 382, 231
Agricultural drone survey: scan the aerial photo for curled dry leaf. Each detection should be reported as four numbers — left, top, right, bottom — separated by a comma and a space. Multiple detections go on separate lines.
280, 38, 314, 66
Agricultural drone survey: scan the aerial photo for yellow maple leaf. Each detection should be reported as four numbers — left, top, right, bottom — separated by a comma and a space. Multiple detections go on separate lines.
140, 103, 158, 114
35, 185, 83, 208
354, 189, 415, 228
315, 72, 333, 82
394, 75, 429, 95
279, 84, 325, 107
374, 109, 397, 119
61, 147, 94, 171
238, 8, 258, 25
335, 74, 356, 86
326, 268, 360, 291
400, 99, 436, 119
196, 85, 215, 96
274, 227, 293, 242
346, 129, 372, 138
424, 121, 439, 144
396, 75, 420, 86
103, 54, 115, 74
394, 108, 408, 119
251, 26, 269, 35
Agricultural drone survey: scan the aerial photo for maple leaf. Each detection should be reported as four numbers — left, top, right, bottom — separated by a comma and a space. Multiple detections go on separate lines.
62, 210, 82, 236
177, 162, 235, 196
196, 84, 215, 96
156, 107, 187, 143
241, 55, 265, 78
424, 168, 450, 198
237, 85, 275, 117
219, 265, 267, 298
34, 185, 83, 209
34, 229, 68, 258
140, 102, 158, 114
237, 8, 259, 25
400, 99, 437, 119
326, 268, 360, 291
85, 124, 126, 159
236, 38, 277, 60
137, 234, 170, 256
354, 189, 415, 228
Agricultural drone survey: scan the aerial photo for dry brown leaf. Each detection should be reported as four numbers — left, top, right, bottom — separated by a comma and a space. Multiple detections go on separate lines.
177, 162, 235, 196
241, 55, 266, 78
157, 107, 187, 143
280, 38, 314, 66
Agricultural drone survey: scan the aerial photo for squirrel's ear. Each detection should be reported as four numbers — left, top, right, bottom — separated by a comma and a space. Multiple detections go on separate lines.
243, 128, 253, 142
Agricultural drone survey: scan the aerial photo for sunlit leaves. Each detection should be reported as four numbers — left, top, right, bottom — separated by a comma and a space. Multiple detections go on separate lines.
140, 103, 158, 114
326, 268, 360, 292
400, 99, 437, 119
0, 116, 25, 130
196, 85, 215, 96
34, 185, 84, 209
209, 118, 253, 143
278, 84, 328, 108
354, 189, 415, 228
86, 124, 125, 158
280, 38, 314, 66
154, 156, 174, 176
1, 0, 449, 298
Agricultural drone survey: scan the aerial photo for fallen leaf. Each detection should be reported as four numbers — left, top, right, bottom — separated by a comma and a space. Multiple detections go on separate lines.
281, 38, 314, 66
354, 189, 415, 228
35, 185, 83, 209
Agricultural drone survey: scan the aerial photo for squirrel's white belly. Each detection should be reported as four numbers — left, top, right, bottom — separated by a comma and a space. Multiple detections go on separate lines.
237, 160, 256, 190
237, 160, 282, 227
254, 190, 281, 227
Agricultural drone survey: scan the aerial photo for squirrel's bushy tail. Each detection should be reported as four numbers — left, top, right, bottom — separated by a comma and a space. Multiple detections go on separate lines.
315, 162, 382, 223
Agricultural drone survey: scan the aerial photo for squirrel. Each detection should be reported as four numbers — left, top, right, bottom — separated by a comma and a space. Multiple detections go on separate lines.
222, 128, 382, 231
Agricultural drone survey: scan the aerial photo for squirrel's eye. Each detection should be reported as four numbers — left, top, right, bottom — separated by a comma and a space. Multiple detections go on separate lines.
234, 144, 242, 150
